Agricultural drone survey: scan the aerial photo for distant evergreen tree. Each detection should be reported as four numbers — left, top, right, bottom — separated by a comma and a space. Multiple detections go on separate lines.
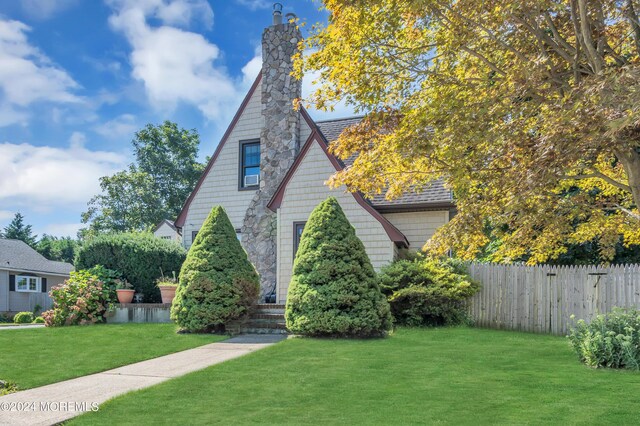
171, 206, 259, 332
285, 197, 392, 337
3, 213, 37, 248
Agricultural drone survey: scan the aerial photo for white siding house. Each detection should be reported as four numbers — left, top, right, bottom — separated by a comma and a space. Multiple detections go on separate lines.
0, 239, 73, 314
174, 18, 454, 303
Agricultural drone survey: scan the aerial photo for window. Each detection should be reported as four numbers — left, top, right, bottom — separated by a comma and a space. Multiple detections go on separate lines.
235, 229, 242, 242
240, 140, 260, 189
293, 222, 306, 257
16, 276, 40, 292
192, 231, 198, 242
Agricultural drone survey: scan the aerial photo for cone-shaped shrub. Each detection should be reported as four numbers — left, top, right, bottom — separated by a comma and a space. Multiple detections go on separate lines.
285, 197, 392, 337
171, 206, 259, 332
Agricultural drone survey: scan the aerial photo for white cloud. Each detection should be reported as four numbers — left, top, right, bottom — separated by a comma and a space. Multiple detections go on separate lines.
235, 0, 271, 11
68, 131, 86, 149
302, 69, 356, 120
241, 45, 262, 87
245, 49, 356, 121
0, 141, 127, 207
42, 222, 83, 238
20, 0, 78, 20
0, 18, 82, 126
107, 0, 260, 123
94, 114, 138, 139
0, 210, 14, 221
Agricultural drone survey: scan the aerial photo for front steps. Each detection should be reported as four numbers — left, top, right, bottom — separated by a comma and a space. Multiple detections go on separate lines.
228, 304, 287, 335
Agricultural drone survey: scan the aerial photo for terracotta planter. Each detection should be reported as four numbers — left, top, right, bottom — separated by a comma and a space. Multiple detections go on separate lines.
116, 289, 135, 304
158, 285, 177, 305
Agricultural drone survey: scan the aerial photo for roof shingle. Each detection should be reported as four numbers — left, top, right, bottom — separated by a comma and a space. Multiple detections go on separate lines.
315, 117, 453, 211
0, 239, 74, 276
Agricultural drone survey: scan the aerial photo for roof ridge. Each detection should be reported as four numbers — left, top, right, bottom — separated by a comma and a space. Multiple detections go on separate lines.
313, 115, 365, 124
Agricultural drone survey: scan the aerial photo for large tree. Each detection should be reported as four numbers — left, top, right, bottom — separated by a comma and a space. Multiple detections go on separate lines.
297, 0, 640, 263
2, 213, 37, 247
81, 168, 162, 236
36, 235, 80, 265
82, 121, 204, 235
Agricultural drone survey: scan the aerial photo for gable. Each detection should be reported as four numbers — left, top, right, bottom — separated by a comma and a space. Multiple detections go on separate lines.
269, 132, 408, 247
174, 72, 315, 239
175, 73, 263, 229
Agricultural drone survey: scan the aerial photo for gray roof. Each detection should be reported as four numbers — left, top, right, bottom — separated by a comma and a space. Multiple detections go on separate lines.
315, 117, 453, 211
154, 219, 178, 233
315, 116, 364, 144
0, 239, 74, 276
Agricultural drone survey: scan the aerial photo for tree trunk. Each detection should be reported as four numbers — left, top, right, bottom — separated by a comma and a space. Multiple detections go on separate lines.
615, 146, 640, 212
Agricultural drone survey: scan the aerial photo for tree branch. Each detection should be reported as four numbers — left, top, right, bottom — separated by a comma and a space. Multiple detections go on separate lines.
560, 171, 632, 192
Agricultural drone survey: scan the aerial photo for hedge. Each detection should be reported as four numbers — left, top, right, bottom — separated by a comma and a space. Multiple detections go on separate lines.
75, 232, 186, 302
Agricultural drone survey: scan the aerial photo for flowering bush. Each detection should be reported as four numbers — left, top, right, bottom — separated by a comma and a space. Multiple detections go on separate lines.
568, 308, 640, 370
42, 270, 116, 327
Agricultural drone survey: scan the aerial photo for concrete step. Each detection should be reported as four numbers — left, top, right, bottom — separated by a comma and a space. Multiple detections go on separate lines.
243, 320, 286, 329
234, 327, 289, 335
253, 304, 285, 315
251, 313, 285, 320
255, 304, 285, 309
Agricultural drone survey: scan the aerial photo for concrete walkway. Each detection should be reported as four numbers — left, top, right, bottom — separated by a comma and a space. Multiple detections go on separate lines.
0, 324, 45, 330
0, 334, 285, 426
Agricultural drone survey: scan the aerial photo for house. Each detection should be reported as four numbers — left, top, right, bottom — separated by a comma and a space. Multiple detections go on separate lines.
153, 219, 182, 244
175, 9, 454, 303
0, 239, 73, 314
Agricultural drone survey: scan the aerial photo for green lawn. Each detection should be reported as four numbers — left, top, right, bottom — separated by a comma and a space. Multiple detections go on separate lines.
71, 327, 640, 425
0, 324, 224, 390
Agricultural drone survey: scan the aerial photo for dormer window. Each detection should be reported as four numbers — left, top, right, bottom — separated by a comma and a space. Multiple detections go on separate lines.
240, 140, 260, 189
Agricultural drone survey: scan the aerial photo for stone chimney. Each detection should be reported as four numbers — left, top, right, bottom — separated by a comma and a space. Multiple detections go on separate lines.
241, 4, 302, 302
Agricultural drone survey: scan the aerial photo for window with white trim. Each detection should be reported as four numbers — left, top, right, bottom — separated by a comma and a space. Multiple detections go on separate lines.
16, 276, 40, 292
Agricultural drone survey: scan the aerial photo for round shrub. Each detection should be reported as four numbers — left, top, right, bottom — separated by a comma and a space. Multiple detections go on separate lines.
13, 312, 34, 324
171, 206, 259, 332
378, 256, 480, 326
32, 316, 45, 324
568, 308, 640, 370
285, 197, 392, 337
42, 270, 114, 327
76, 232, 186, 302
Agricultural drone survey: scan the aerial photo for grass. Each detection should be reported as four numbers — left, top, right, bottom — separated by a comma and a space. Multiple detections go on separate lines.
71, 327, 640, 425
0, 323, 224, 390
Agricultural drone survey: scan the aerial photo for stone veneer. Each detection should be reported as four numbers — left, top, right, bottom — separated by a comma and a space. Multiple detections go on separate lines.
241, 21, 302, 301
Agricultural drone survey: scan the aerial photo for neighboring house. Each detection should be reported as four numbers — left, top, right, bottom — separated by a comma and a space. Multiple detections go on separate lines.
154, 219, 182, 244
175, 9, 454, 303
0, 239, 74, 314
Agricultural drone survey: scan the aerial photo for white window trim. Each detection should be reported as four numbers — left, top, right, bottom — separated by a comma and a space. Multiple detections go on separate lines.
16, 275, 40, 293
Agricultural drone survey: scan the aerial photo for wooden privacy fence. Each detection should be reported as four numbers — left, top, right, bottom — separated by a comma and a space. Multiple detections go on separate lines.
466, 263, 640, 335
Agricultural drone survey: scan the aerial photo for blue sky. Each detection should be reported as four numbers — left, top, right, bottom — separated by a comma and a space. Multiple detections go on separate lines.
0, 0, 349, 239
